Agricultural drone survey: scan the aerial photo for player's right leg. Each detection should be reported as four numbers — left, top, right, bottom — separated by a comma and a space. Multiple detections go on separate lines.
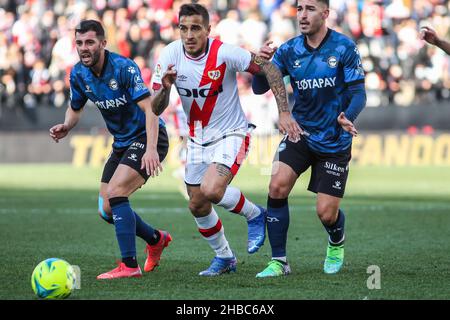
256, 161, 297, 278
256, 137, 311, 278
201, 163, 267, 254
186, 185, 237, 276
200, 134, 267, 254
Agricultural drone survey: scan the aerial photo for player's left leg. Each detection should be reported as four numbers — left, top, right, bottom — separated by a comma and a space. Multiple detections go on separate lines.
310, 149, 351, 274
201, 133, 267, 254
201, 162, 267, 254
316, 193, 345, 274
186, 185, 237, 276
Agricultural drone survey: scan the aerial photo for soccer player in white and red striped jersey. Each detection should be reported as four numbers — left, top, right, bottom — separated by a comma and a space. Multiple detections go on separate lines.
151, 3, 301, 276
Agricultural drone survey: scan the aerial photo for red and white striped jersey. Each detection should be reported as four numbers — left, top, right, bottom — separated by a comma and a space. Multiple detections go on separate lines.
152, 38, 251, 145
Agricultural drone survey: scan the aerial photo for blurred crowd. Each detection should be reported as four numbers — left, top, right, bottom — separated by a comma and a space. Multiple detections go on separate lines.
0, 0, 450, 128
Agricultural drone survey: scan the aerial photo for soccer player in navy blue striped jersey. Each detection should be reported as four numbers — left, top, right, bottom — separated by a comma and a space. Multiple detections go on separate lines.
49, 20, 172, 279
252, 0, 366, 277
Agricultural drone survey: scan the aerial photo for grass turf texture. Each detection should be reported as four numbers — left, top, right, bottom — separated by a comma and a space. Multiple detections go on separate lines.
0, 164, 449, 300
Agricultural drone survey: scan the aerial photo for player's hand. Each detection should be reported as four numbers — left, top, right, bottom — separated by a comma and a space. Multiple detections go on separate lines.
49, 124, 69, 143
162, 64, 177, 90
420, 26, 440, 45
141, 148, 162, 177
338, 112, 358, 137
278, 111, 303, 142
258, 40, 277, 61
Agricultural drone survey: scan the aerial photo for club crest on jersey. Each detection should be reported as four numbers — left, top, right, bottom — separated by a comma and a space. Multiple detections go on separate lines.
327, 56, 338, 68
109, 78, 119, 90
155, 64, 162, 77
208, 70, 221, 81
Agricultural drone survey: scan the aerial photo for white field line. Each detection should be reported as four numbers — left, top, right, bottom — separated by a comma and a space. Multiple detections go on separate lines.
2, 203, 450, 215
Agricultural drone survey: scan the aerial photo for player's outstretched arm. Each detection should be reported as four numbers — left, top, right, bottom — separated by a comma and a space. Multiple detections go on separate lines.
49, 106, 82, 143
248, 53, 302, 141
138, 96, 163, 177
421, 26, 450, 55
151, 64, 177, 116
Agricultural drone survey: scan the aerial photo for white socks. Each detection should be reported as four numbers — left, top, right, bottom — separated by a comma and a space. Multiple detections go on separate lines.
217, 185, 260, 221
194, 208, 233, 258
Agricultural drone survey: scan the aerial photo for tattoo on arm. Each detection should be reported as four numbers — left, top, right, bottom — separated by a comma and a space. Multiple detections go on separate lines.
250, 53, 289, 113
151, 87, 171, 116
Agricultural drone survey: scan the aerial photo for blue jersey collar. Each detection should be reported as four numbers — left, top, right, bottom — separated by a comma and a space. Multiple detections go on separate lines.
304, 28, 332, 52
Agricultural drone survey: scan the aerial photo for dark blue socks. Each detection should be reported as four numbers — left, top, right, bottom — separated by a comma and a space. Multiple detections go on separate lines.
323, 209, 346, 245
109, 197, 137, 267
134, 211, 160, 245
267, 196, 290, 258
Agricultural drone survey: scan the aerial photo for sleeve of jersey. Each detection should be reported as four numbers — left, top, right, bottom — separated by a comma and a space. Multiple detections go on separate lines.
345, 83, 366, 123
222, 44, 252, 73
69, 68, 88, 110
342, 44, 365, 86
120, 61, 151, 103
251, 47, 286, 95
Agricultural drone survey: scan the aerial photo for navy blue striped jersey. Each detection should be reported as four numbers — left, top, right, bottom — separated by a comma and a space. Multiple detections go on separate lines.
272, 29, 365, 153
69, 50, 164, 150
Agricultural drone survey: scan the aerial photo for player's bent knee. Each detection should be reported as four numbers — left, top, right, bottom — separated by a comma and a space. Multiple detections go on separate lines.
188, 200, 210, 216
188, 201, 201, 214
200, 184, 224, 204
106, 184, 127, 199
316, 205, 339, 226
269, 181, 290, 199
98, 196, 114, 224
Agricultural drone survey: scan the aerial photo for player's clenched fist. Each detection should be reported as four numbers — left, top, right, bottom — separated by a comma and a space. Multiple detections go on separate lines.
420, 26, 439, 45
161, 64, 177, 90
257, 40, 277, 61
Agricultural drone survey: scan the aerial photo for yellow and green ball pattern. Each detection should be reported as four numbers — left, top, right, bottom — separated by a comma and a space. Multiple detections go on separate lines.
31, 258, 75, 299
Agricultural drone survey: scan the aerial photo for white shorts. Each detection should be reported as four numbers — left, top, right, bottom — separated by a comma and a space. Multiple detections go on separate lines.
184, 130, 252, 186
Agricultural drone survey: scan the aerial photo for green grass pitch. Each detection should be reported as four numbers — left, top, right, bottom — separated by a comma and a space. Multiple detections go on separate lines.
0, 163, 449, 300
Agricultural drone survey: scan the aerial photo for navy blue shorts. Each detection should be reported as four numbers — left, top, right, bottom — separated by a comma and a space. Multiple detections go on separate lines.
101, 126, 169, 183
275, 137, 351, 198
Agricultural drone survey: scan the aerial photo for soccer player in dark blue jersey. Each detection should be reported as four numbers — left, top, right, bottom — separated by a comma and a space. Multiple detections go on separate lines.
252, 0, 366, 277
49, 20, 172, 279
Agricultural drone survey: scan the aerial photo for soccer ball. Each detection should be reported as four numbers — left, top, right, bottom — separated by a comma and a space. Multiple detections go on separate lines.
31, 258, 76, 299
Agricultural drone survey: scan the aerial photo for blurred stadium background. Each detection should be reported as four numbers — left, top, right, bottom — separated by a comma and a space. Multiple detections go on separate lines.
1, 0, 450, 300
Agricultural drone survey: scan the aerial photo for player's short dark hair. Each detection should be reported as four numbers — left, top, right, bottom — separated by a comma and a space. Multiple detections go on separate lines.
316, 0, 329, 7
179, 3, 209, 26
299, 0, 329, 7
75, 20, 105, 39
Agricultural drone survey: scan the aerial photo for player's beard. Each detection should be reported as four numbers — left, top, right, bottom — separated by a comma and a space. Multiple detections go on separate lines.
188, 47, 204, 57
79, 49, 101, 67
184, 39, 208, 58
